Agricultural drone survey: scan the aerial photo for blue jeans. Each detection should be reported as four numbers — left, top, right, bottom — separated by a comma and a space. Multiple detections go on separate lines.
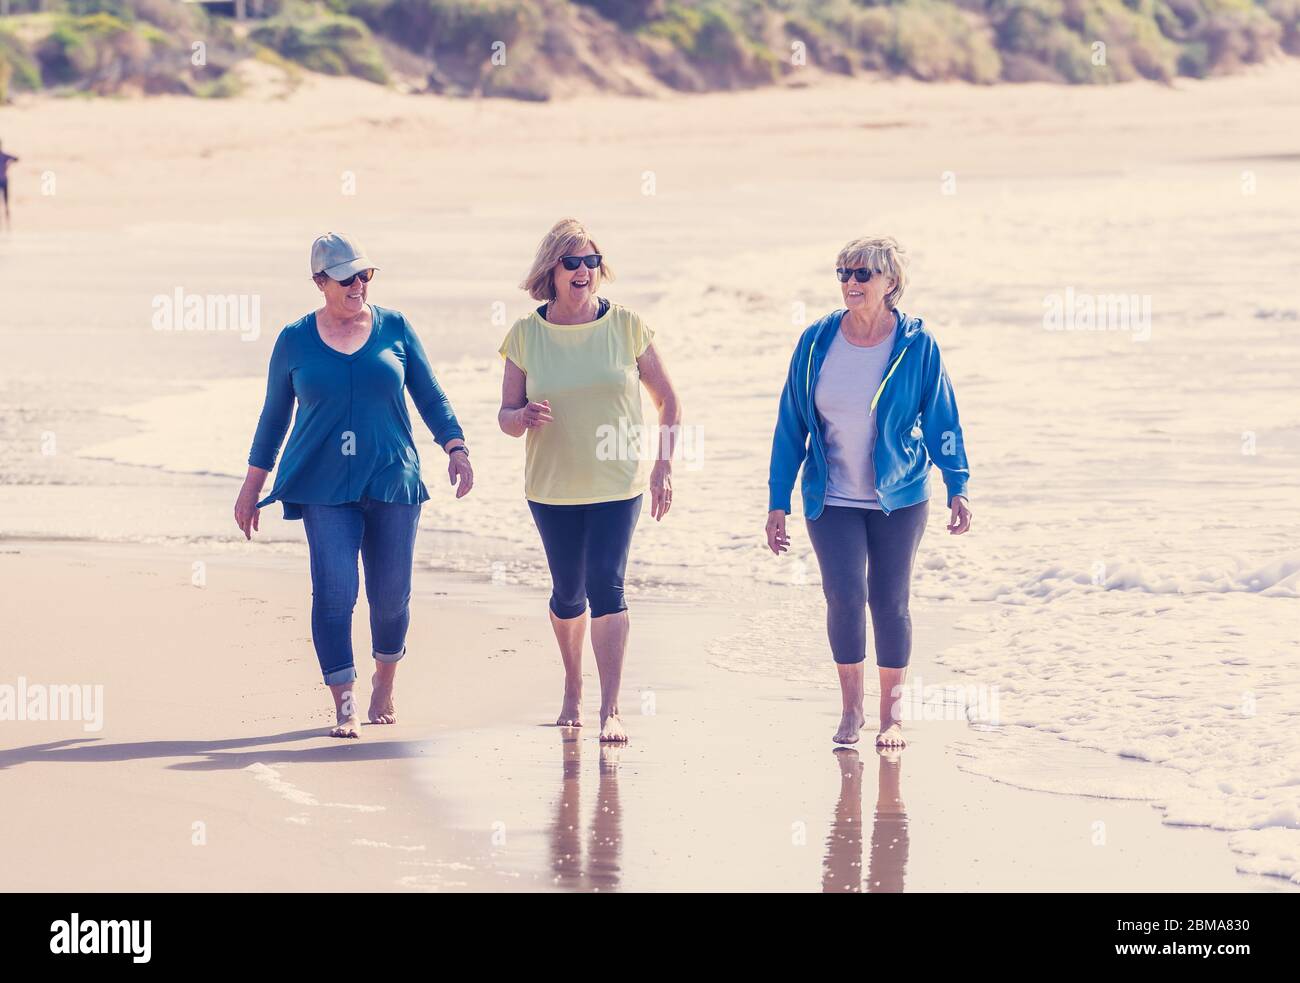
300, 498, 421, 685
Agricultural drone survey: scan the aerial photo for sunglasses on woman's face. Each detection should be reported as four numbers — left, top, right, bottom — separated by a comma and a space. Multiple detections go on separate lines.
323, 269, 374, 287
560, 254, 602, 271
836, 267, 875, 283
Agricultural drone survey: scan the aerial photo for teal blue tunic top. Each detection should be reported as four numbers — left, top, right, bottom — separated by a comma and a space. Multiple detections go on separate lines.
248, 305, 464, 520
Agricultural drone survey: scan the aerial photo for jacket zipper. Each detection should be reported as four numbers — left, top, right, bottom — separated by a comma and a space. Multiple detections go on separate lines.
871, 348, 908, 413
805, 338, 828, 471
808, 321, 914, 516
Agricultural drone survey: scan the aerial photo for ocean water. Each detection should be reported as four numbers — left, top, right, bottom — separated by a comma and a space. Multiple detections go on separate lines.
6, 163, 1299, 884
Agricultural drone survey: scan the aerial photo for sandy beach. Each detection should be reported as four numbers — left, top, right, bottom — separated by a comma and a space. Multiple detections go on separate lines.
1, 538, 1288, 892
2, 59, 1299, 891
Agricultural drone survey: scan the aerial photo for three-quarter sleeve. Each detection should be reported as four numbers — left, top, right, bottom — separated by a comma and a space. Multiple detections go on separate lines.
403, 317, 464, 447
248, 328, 295, 471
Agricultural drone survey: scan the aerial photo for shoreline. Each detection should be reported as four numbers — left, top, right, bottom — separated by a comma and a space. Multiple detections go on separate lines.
0, 538, 1291, 892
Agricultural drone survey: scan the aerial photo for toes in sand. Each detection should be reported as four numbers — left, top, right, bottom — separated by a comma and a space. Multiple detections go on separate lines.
834, 709, 865, 745
329, 717, 360, 739
875, 722, 906, 748
599, 712, 628, 743
368, 672, 397, 725
556, 690, 583, 728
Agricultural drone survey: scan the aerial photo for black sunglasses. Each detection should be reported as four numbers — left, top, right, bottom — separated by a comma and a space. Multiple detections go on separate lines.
318, 268, 375, 287
836, 267, 876, 283
560, 254, 602, 271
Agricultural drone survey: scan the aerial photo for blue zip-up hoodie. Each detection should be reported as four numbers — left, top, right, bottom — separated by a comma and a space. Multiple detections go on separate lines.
768, 308, 969, 519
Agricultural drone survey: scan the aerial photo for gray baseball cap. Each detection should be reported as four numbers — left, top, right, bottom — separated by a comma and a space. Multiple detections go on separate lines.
310, 232, 377, 280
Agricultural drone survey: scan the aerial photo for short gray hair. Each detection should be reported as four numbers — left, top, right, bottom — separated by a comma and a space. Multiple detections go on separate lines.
836, 236, 907, 309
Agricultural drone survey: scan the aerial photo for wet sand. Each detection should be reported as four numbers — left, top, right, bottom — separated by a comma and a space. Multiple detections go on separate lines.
0, 539, 1289, 892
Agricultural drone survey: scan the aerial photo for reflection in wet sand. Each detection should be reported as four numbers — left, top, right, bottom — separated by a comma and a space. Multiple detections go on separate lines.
823, 749, 909, 892
549, 729, 623, 891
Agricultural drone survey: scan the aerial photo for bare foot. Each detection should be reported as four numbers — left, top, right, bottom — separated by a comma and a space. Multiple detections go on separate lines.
556, 686, 583, 728
328, 684, 360, 738
875, 722, 906, 748
330, 712, 360, 739
834, 707, 866, 745
369, 671, 396, 725
599, 710, 628, 743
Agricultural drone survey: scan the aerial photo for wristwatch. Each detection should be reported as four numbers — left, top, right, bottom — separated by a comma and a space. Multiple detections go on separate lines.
448, 445, 469, 458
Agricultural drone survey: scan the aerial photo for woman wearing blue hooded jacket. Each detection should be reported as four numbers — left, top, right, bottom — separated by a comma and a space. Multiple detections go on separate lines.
766, 236, 972, 748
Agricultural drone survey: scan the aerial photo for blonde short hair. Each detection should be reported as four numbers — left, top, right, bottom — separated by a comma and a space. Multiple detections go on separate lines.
520, 218, 615, 301
836, 236, 907, 310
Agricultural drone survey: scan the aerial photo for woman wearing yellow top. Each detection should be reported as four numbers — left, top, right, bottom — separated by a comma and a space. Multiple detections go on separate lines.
499, 218, 681, 742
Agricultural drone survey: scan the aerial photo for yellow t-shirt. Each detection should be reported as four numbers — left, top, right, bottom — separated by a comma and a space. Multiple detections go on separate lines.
499, 302, 655, 505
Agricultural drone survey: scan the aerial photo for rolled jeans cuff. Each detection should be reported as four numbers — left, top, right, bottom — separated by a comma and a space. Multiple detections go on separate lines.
374, 645, 406, 665
323, 665, 357, 686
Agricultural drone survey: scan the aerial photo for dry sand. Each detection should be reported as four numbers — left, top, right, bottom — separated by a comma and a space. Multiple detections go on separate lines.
4, 59, 1299, 381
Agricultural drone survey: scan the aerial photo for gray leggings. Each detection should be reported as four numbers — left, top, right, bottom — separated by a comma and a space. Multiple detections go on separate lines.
805, 501, 929, 668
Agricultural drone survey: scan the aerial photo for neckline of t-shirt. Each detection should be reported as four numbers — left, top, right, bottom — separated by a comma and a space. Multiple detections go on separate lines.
310, 305, 380, 359
836, 321, 894, 351
535, 298, 614, 329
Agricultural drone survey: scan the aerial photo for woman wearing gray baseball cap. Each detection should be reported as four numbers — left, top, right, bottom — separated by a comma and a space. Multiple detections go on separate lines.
235, 232, 474, 739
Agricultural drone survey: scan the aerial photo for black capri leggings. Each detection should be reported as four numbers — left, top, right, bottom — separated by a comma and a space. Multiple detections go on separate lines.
804, 501, 929, 668
528, 494, 643, 619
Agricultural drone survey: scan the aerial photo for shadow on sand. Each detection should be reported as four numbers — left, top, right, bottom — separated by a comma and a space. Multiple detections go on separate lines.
0, 729, 436, 771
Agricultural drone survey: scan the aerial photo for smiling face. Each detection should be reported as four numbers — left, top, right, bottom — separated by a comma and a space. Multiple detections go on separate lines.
315, 270, 369, 318
840, 267, 895, 313
552, 244, 601, 306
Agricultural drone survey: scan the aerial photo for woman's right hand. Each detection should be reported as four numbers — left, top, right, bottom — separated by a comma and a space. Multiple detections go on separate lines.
765, 509, 789, 555
519, 400, 553, 429
234, 483, 261, 540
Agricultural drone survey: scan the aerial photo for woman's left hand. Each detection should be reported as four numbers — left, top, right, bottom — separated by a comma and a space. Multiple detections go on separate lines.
448, 448, 474, 499
947, 495, 972, 535
650, 460, 673, 521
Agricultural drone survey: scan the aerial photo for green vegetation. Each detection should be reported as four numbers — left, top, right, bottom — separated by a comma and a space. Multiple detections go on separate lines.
343, 0, 547, 96
250, 5, 388, 83
0, 0, 246, 97
0, 0, 1298, 100
344, 0, 537, 52
0, 26, 42, 102
885, 0, 1004, 83
643, 2, 781, 86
